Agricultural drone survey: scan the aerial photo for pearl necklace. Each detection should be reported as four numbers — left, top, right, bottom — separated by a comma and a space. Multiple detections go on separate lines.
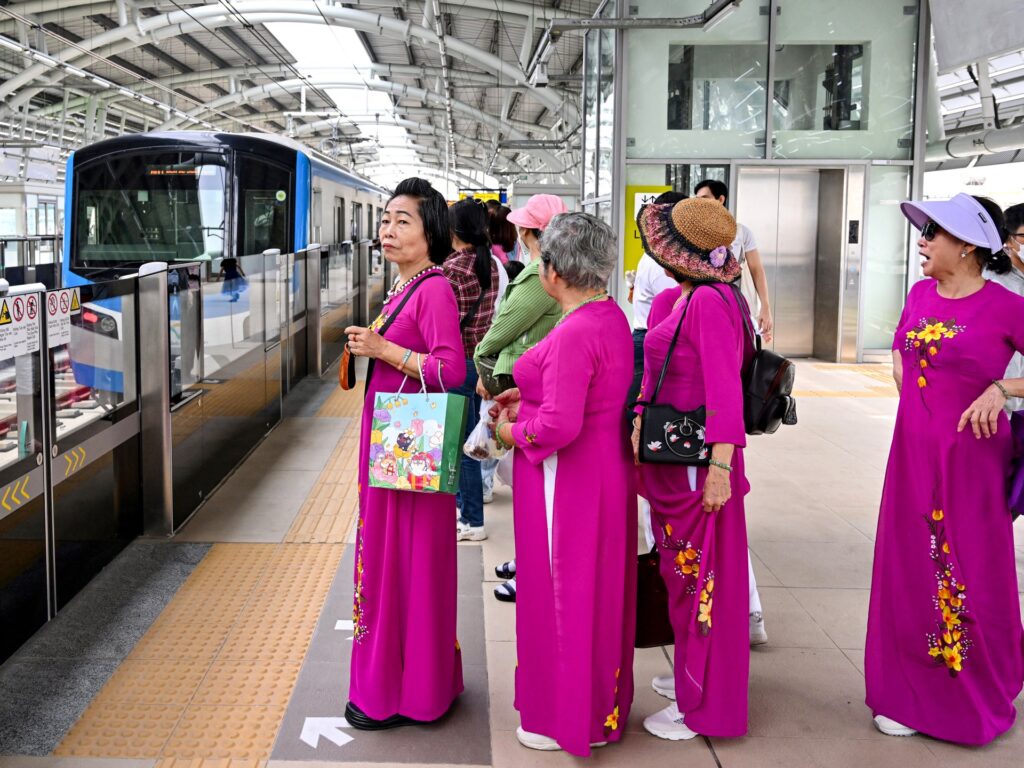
384, 264, 442, 305
555, 291, 608, 328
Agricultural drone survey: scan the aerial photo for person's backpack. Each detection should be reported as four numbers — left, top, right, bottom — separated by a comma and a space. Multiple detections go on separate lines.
728, 285, 798, 435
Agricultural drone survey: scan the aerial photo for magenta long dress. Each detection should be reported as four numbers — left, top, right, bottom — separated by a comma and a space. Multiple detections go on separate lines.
637, 283, 753, 738
508, 298, 637, 757
349, 269, 467, 721
866, 279, 1024, 745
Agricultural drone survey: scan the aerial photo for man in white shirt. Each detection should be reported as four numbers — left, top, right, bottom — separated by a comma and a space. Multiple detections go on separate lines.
695, 180, 774, 343
628, 191, 687, 413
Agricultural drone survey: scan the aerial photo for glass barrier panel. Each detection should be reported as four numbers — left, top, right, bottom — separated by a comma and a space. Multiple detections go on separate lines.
265, 251, 282, 348
51, 281, 138, 443
0, 294, 44, 473
201, 252, 266, 379
168, 264, 202, 403
291, 252, 306, 322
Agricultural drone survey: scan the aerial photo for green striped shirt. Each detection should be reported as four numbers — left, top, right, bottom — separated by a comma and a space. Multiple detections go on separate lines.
474, 259, 561, 376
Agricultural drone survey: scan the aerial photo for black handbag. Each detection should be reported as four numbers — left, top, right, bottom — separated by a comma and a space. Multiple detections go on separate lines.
635, 547, 674, 648
728, 285, 798, 435
637, 288, 709, 465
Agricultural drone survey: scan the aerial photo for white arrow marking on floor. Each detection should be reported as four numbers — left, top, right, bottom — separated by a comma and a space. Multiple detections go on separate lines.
335, 619, 354, 630
301, 716, 354, 749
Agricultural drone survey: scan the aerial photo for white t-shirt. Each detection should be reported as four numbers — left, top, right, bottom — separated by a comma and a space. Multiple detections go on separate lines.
632, 253, 678, 330
732, 223, 757, 265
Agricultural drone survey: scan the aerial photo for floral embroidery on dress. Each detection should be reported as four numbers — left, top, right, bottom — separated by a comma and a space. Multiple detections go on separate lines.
368, 312, 387, 334
603, 668, 621, 731
352, 515, 369, 643
925, 506, 970, 675
698, 573, 714, 636
659, 520, 703, 593
904, 317, 966, 389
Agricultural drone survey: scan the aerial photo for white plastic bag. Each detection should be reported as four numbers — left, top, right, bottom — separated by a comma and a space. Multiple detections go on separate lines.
463, 398, 508, 461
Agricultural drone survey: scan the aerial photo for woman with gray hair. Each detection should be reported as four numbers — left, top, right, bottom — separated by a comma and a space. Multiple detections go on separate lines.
491, 212, 637, 755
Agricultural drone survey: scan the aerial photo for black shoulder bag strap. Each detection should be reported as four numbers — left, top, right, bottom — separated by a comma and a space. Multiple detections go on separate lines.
460, 290, 487, 330
364, 271, 444, 396
727, 282, 760, 359
639, 285, 702, 408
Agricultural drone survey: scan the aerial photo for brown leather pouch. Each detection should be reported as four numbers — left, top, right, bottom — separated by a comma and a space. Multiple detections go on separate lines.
339, 345, 357, 390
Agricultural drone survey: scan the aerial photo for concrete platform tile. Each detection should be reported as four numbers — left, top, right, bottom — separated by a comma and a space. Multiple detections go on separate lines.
788, 588, 870, 651
709, 735, 937, 768
746, 501, 869, 544
481, 583, 516, 642
747, 549, 781, 588
750, 541, 875, 589
922, 702, 1024, 767
841, 648, 865, 675
747, 647, 873, 740
754, 587, 836, 650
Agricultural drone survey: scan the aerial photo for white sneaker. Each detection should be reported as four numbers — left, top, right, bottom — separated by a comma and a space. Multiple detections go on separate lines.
652, 674, 676, 700
515, 727, 607, 751
643, 703, 698, 741
456, 522, 487, 541
483, 489, 494, 504
873, 715, 917, 737
750, 611, 768, 646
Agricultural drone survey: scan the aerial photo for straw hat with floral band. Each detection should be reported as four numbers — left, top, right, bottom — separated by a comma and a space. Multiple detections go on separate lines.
636, 196, 741, 284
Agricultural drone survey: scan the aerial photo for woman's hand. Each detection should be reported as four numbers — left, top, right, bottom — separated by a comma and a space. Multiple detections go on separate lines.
476, 378, 490, 400
758, 307, 774, 344
703, 466, 732, 513
957, 384, 1006, 439
490, 387, 521, 421
631, 419, 641, 466
344, 325, 387, 359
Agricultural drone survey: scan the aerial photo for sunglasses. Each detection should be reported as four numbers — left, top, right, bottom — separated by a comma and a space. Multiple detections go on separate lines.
920, 220, 944, 241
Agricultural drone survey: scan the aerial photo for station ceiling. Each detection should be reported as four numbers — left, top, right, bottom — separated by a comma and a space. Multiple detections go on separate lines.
3, 1, 1022, 185
0, 0, 598, 189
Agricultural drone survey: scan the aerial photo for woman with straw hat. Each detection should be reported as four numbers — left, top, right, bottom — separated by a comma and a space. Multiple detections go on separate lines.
633, 197, 755, 741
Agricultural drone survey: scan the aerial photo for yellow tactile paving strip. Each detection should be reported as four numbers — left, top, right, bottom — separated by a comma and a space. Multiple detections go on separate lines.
316, 380, 366, 418
55, 542, 344, 761
285, 416, 360, 544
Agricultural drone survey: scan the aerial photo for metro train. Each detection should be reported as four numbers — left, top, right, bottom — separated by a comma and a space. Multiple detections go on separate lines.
61, 131, 390, 392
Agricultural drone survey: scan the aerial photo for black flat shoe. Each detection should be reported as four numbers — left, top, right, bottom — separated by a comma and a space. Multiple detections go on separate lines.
345, 701, 419, 731
494, 560, 516, 580
493, 578, 516, 603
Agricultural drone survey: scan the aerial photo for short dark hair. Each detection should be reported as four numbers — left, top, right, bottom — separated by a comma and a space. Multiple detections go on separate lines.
504, 260, 526, 281
972, 195, 1010, 275
1004, 203, 1024, 237
485, 199, 501, 210
389, 177, 451, 265
695, 179, 728, 204
489, 205, 517, 251
654, 191, 687, 205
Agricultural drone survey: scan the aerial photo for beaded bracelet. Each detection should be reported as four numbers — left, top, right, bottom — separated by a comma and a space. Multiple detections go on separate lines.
993, 379, 1010, 400
400, 348, 413, 369
494, 421, 512, 450
709, 458, 733, 473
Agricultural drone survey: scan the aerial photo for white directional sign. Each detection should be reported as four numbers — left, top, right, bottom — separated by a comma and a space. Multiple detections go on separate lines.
0, 294, 41, 361
300, 717, 353, 749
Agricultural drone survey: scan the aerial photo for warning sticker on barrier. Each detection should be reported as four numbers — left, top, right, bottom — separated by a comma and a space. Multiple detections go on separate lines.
0, 295, 41, 361
46, 288, 80, 350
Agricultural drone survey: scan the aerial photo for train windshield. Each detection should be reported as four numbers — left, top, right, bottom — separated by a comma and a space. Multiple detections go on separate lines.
74, 151, 227, 266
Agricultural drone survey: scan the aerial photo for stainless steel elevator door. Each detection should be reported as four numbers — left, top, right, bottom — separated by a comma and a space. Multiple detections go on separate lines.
735, 167, 820, 357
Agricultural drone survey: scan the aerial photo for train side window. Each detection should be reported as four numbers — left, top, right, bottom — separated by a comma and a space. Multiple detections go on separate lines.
236, 155, 292, 255
351, 202, 363, 242
311, 187, 323, 244
367, 206, 374, 243
335, 197, 345, 243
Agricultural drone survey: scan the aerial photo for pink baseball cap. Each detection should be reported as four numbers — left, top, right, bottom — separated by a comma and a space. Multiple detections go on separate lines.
901, 193, 1004, 252
507, 194, 568, 231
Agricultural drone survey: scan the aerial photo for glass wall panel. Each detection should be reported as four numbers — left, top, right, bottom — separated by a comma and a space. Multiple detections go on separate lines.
862, 166, 911, 350
774, 0, 917, 159
626, 0, 768, 159
597, 27, 615, 198
583, 29, 600, 199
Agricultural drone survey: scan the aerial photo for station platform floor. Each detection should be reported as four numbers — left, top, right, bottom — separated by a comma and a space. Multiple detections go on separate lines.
1, 361, 1022, 768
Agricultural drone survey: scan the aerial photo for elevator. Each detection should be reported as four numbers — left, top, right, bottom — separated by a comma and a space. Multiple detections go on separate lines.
733, 165, 865, 361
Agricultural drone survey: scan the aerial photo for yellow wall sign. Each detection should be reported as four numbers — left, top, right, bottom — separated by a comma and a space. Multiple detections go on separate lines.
458, 192, 502, 203
624, 185, 672, 274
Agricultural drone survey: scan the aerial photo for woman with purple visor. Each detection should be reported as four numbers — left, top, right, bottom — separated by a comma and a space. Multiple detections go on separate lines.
865, 193, 1024, 744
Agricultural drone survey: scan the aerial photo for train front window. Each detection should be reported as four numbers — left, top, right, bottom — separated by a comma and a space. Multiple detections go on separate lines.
75, 151, 227, 266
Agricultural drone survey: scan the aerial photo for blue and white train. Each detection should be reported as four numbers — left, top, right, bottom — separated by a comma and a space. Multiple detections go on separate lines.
62, 131, 389, 392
